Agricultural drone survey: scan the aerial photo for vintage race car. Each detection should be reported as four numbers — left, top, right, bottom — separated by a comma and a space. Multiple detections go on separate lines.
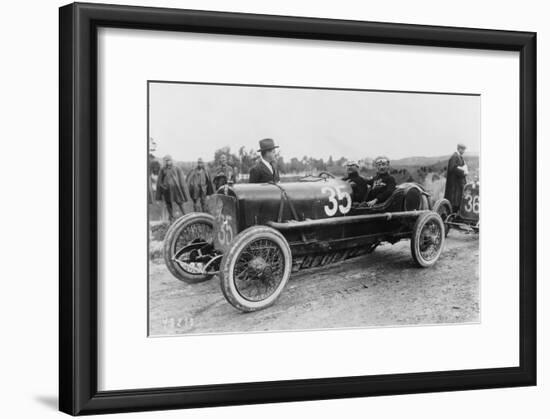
163, 174, 446, 312
433, 181, 479, 235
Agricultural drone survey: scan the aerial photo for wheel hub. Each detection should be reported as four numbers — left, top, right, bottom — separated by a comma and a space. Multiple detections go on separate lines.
419, 222, 442, 259
423, 231, 439, 245
248, 257, 270, 278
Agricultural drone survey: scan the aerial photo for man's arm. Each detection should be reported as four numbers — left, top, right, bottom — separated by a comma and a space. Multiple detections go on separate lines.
186, 170, 195, 198
155, 170, 164, 200
176, 167, 189, 201
449, 154, 466, 177
249, 167, 258, 183
357, 177, 369, 202
375, 175, 397, 203
205, 170, 214, 195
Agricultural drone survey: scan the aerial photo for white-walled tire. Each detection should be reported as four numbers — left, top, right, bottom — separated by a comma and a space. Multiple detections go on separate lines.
220, 226, 292, 312
163, 213, 215, 283
411, 212, 445, 268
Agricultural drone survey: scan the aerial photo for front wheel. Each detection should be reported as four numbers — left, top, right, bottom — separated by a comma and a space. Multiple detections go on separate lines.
220, 226, 292, 312
163, 213, 216, 283
411, 212, 445, 268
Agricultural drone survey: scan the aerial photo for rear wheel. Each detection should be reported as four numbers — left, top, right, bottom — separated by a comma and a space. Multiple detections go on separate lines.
411, 212, 445, 267
433, 198, 452, 237
163, 213, 215, 283
220, 226, 292, 312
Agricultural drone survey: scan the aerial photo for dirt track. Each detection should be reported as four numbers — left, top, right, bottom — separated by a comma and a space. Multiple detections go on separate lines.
149, 231, 479, 336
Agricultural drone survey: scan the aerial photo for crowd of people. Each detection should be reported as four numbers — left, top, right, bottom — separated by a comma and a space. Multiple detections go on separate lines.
150, 137, 470, 222
339, 142, 469, 209
149, 154, 237, 222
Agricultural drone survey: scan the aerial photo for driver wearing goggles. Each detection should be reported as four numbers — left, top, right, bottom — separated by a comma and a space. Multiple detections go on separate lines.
365, 156, 396, 207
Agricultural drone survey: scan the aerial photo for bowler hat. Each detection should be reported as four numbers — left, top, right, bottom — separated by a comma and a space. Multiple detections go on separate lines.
257, 138, 279, 152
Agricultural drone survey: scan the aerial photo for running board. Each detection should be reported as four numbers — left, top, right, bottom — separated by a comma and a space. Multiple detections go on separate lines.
267, 210, 430, 230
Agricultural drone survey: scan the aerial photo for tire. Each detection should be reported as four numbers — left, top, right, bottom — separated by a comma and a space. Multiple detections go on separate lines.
433, 198, 452, 237
220, 226, 292, 312
163, 213, 215, 283
410, 212, 445, 268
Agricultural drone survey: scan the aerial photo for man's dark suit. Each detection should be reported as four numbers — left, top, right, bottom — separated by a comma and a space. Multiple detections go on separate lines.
366, 172, 396, 203
249, 160, 279, 183
444, 151, 467, 211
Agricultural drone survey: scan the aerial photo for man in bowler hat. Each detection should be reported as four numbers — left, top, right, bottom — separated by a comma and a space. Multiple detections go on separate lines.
249, 138, 280, 183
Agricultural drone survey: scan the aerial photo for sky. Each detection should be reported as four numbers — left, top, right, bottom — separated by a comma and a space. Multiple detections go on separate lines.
149, 82, 480, 163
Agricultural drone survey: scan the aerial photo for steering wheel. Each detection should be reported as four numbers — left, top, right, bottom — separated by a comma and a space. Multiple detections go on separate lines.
318, 171, 336, 179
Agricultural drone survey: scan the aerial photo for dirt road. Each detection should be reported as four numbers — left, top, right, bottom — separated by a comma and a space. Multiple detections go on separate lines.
149, 231, 479, 335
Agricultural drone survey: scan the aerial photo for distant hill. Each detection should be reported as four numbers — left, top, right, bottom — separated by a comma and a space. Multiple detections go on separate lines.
392, 152, 479, 168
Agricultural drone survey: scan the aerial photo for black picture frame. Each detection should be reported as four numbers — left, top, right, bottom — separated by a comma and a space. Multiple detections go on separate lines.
59, 2, 536, 415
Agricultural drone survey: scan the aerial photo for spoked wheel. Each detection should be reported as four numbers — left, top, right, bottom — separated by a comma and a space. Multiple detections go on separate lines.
411, 212, 445, 267
220, 226, 291, 312
433, 198, 452, 237
163, 213, 216, 283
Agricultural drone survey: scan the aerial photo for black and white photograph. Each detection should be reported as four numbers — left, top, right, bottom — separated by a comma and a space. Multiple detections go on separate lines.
1, 0, 542, 416
148, 81, 480, 336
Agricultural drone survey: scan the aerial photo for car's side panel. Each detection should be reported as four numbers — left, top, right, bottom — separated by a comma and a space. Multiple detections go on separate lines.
459, 183, 480, 221
230, 179, 353, 229
212, 179, 427, 254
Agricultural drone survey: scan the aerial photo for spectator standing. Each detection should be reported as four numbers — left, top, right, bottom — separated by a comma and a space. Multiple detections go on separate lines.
187, 158, 214, 212
155, 155, 188, 222
213, 154, 236, 190
249, 138, 280, 183
148, 159, 160, 205
444, 143, 468, 212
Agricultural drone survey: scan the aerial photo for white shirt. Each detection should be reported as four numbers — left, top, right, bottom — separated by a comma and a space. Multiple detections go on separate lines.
260, 156, 273, 174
